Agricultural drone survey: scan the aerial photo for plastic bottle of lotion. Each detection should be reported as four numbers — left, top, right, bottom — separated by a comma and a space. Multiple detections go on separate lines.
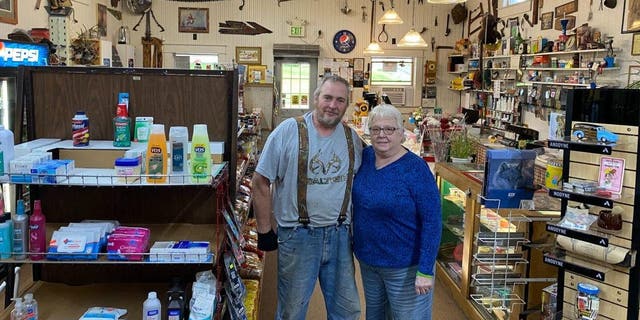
29, 200, 46, 261
142, 291, 162, 320
169, 126, 189, 182
23, 293, 38, 320
145, 124, 168, 183
190, 124, 211, 183
10, 297, 24, 320
12, 200, 28, 259
0, 212, 12, 259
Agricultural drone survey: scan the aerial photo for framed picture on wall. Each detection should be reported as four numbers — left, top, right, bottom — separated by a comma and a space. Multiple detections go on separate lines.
0, 0, 17, 25
178, 7, 209, 33
540, 12, 553, 30
633, 33, 640, 55
627, 65, 640, 86
247, 65, 267, 83
554, 0, 578, 18
622, 0, 640, 33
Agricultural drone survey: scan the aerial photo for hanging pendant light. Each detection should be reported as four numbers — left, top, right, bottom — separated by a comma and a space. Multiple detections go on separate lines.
427, 0, 466, 3
377, 0, 403, 24
364, 0, 384, 55
398, 0, 428, 47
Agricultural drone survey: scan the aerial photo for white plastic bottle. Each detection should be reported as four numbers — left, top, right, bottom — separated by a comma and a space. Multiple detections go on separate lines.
142, 291, 161, 320
23, 293, 37, 320
169, 126, 189, 183
12, 200, 27, 259
10, 297, 24, 320
0, 125, 14, 176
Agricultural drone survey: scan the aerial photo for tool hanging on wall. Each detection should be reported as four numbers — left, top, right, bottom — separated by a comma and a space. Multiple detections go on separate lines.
219, 21, 272, 35
467, 3, 484, 37
36, 0, 43, 9
434, 16, 437, 26
431, 37, 435, 52
278, 0, 292, 7
377, 1, 389, 42
361, 5, 368, 22
444, 14, 451, 36
341, 0, 352, 14
239, 0, 244, 10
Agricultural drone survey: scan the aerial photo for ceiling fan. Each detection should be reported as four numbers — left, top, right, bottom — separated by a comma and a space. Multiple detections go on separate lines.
125, 0, 152, 14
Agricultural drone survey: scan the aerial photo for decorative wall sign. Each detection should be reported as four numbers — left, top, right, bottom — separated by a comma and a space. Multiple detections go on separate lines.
178, 7, 210, 33
236, 47, 262, 65
554, 0, 578, 18
332, 30, 356, 54
219, 21, 272, 35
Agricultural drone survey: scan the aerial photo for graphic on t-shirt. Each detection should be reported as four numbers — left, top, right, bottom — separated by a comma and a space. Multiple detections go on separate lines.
308, 149, 347, 185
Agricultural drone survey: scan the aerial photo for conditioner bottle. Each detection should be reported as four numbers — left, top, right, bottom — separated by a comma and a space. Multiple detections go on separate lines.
190, 124, 211, 183
145, 124, 168, 183
29, 200, 46, 261
12, 200, 27, 259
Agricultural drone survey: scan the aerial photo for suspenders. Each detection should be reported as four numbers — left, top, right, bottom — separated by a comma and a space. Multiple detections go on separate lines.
295, 116, 355, 227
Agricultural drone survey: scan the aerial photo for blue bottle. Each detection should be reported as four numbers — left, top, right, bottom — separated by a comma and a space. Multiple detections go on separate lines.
0, 212, 12, 259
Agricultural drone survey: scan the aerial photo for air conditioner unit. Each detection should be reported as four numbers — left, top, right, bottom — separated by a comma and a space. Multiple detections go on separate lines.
380, 87, 413, 106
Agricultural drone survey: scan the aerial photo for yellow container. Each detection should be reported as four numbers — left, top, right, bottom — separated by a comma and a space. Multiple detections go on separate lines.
545, 161, 563, 189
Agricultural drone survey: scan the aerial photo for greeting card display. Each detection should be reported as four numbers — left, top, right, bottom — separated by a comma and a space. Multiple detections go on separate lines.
598, 156, 625, 194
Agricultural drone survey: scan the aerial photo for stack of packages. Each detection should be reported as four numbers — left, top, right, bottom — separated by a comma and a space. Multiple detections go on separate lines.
47, 221, 117, 260
239, 219, 264, 320
106, 226, 151, 261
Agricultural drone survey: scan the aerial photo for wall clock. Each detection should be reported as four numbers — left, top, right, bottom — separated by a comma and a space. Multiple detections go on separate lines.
333, 30, 356, 54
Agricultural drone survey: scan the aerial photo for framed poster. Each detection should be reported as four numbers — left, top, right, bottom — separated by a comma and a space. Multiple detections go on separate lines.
627, 65, 640, 86
554, 0, 578, 18
235, 47, 262, 65
633, 33, 640, 55
622, 0, 640, 33
247, 65, 267, 83
178, 7, 209, 33
0, 0, 17, 25
598, 156, 625, 194
540, 12, 553, 30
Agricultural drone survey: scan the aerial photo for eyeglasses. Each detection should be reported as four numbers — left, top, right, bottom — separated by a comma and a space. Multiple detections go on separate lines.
369, 127, 399, 135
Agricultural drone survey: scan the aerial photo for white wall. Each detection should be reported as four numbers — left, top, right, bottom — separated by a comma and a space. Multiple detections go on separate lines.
1, 0, 636, 123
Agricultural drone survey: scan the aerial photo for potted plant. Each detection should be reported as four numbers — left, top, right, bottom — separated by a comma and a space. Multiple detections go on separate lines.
448, 127, 477, 163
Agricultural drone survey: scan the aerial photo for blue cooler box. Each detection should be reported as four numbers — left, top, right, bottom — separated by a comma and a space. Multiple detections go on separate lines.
482, 149, 537, 208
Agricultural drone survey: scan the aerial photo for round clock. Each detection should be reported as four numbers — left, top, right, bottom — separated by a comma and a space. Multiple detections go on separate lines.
333, 30, 356, 54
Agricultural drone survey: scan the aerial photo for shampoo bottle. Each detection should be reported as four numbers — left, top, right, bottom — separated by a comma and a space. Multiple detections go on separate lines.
167, 278, 185, 320
113, 103, 131, 147
0, 125, 14, 175
145, 124, 168, 183
29, 200, 46, 261
142, 291, 161, 320
0, 189, 12, 259
12, 200, 27, 259
190, 124, 211, 183
23, 293, 37, 320
169, 126, 189, 182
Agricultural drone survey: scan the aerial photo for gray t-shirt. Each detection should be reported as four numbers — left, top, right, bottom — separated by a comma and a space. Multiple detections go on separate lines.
255, 112, 363, 227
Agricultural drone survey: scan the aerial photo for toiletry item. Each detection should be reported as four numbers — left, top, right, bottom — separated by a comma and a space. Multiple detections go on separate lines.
23, 293, 37, 320
115, 157, 141, 184
146, 124, 168, 183
12, 200, 28, 259
169, 126, 189, 181
113, 103, 131, 147
10, 297, 24, 320
167, 279, 185, 320
29, 200, 46, 261
190, 124, 211, 183
143, 291, 162, 320
118, 92, 129, 112
0, 125, 14, 176
72, 111, 90, 147
0, 212, 12, 259
134, 117, 154, 142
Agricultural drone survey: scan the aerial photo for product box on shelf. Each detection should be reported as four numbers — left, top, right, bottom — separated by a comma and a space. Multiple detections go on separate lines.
482, 149, 537, 208
149, 240, 212, 262
541, 283, 558, 320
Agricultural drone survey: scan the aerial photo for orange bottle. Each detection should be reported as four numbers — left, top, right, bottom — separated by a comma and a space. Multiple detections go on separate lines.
146, 124, 168, 183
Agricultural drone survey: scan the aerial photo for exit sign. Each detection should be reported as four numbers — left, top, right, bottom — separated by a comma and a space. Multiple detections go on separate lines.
289, 26, 305, 37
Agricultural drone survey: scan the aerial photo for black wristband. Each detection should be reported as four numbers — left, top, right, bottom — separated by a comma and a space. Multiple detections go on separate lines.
257, 229, 278, 251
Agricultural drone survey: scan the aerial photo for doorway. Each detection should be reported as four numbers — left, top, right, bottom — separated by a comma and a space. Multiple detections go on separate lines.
273, 57, 318, 126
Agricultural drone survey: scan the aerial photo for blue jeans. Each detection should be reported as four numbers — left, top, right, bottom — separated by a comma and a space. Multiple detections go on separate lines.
276, 224, 361, 320
359, 261, 433, 320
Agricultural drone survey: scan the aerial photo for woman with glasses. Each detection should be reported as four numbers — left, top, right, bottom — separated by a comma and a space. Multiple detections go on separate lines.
352, 104, 442, 320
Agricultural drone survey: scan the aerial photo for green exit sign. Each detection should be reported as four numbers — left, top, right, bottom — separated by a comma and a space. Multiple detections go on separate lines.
289, 26, 305, 37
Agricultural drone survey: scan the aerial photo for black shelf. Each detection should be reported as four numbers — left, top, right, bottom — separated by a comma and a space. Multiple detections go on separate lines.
543, 250, 606, 281
545, 223, 609, 247
548, 188, 616, 208
547, 139, 614, 154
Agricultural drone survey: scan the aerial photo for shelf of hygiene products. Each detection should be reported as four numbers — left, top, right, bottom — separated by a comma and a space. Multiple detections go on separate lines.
0, 223, 219, 265
520, 48, 621, 57
523, 67, 621, 72
518, 81, 592, 87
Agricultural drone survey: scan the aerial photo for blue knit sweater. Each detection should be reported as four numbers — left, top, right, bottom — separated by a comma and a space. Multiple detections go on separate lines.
353, 146, 442, 276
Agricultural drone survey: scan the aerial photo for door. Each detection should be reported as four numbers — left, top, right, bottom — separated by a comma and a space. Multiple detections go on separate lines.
273, 57, 318, 126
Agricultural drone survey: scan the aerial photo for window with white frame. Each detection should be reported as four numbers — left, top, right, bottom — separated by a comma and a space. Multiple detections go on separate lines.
174, 54, 219, 70
280, 62, 311, 109
370, 57, 414, 86
502, 0, 528, 7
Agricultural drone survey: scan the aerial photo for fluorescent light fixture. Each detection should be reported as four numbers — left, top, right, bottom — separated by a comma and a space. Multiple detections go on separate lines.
377, 8, 403, 24
398, 28, 428, 47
